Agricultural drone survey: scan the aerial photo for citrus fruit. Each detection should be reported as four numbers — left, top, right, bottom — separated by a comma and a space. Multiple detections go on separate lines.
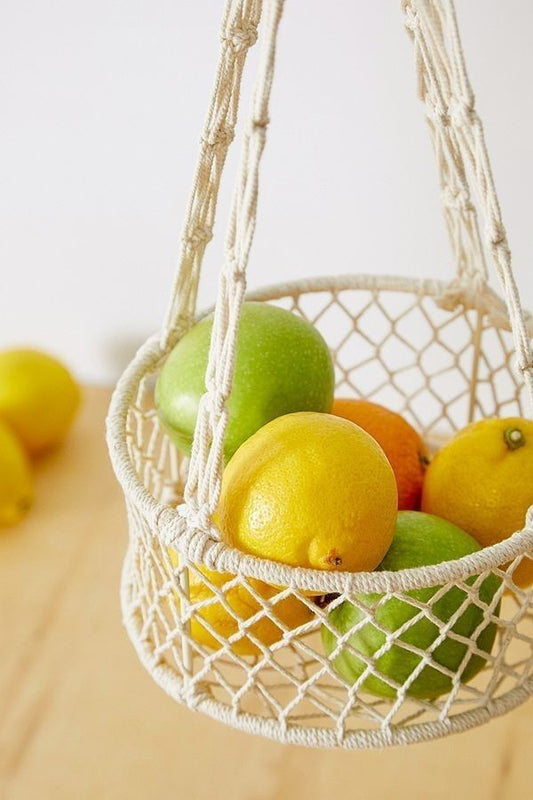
156, 302, 334, 461
421, 417, 533, 588
0, 349, 81, 455
218, 412, 398, 576
332, 398, 428, 510
322, 511, 501, 699
0, 420, 34, 526
168, 550, 313, 656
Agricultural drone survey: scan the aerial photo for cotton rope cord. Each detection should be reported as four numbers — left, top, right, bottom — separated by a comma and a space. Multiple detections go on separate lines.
181, 0, 284, 533
403, 1, 533, 406
106, 0, 533, 749
161, 0, 263, 351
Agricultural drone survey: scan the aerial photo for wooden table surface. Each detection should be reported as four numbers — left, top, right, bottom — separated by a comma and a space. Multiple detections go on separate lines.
0, 387, 531, 800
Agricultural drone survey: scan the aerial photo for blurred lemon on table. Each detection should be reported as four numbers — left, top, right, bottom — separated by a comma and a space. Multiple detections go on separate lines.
422, 417, 533, 588
168, 550, 312, 656
0, 419, 33, 526
332, 398, 429, 510
0, 349, 80, 455
218, 412, 398, 578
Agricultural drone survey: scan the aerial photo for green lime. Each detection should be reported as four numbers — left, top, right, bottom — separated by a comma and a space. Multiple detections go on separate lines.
156, 302, 334, 461
321, 511, 501, 699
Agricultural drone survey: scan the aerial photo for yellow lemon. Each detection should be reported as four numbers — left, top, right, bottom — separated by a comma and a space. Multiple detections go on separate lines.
168, 550, 312, 656
218, 412, 398, 578
0, 420, 33, 526
0, 349, 80, 455
422, 417, 533, 588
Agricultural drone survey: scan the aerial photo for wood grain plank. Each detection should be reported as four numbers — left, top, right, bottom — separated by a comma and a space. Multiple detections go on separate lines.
0, 388, 530, 800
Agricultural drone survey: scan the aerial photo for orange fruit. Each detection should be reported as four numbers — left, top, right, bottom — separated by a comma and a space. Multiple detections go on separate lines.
218, 412, 397, 578
422, 417, 533, 588
332, 399, 428, 510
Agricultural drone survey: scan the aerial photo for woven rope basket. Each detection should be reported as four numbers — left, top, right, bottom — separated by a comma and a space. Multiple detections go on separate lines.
107, 0, 533, 749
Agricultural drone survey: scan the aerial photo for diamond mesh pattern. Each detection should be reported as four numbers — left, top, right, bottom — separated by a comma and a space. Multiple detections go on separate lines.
116, 277, 533, 748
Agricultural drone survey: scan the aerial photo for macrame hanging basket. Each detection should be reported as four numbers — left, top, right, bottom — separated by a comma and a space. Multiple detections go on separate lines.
107, 0, 533, 748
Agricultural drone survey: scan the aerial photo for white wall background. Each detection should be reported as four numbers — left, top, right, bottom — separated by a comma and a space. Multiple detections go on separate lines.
2, 1, 532, 385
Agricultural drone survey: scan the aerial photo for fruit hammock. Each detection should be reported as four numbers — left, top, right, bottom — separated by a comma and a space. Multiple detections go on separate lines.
107, 0, 533, 748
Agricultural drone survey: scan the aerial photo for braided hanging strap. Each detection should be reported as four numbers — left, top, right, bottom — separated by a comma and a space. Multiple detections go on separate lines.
176, 0, 532, 535
403, 0, 533, 407
177, 0, 285, 538
161, 0, 263, 350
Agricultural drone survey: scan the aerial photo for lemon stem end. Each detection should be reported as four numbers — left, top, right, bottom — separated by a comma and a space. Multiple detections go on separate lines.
504, 427, 526, 451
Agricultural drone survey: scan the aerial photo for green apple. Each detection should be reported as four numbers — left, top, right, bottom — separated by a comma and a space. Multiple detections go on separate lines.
156, 302, 335, 460
322, 511, 501, 699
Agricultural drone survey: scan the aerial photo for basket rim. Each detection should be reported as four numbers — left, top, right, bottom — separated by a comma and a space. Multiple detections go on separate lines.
107, 273, 533, 596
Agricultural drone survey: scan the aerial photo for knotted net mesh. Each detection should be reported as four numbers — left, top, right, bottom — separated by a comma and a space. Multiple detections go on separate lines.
118, 276, 533, 748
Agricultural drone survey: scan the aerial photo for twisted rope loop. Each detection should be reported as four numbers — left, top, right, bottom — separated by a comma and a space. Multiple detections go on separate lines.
161, 0, 263, 349
181, 0, 285, 527
403, 0, 533, 405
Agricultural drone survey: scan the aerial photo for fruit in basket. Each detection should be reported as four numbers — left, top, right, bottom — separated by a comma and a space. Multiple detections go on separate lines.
155, 302, 335, 461
218, 412, 398, 577
421, 417, 533, 588
0, 420, 33, 526
332, 398, 428, 510
168, 550, 313, 656
321, 511, 501, 699
0, 349, 80, 455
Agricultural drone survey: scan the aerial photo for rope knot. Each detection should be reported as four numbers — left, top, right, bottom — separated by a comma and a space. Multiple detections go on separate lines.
224, 255, 246, 285
222, 24, 258, 53
204, 381, 228, 417
184, 224, 213, 249
436, 273, 486, 311
177, 501, 212, 533
202, 125, 234, 149
518, 359, 533, 375
251, 116, 270, 132
485, 220, 507, 249
402, 5, 419, 33
450, 101, 476, 129
425, 103, 450, 127
441, 186, 474, 214
179, 518, 222, 564
182, 680, 209, 710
